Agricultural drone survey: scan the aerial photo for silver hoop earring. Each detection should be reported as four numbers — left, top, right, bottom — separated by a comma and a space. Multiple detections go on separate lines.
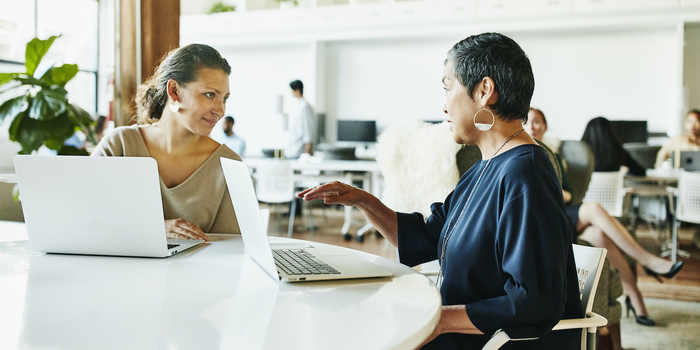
169, 102, 180, 113
473, 108, 495, 131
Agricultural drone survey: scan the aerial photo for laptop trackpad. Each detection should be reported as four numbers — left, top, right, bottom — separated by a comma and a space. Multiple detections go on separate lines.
321, 255, 389, 276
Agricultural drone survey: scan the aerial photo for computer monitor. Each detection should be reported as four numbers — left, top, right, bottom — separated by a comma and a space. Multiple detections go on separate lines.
337, 120, 377, 143
610, 120, 648, 144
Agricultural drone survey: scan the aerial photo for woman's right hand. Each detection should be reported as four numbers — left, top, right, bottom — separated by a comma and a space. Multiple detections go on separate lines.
165, 218, 209, 241
297, 181, 367, 207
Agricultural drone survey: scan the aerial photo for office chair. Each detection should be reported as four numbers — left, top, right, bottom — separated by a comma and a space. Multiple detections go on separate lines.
559, 140, 595, 206
666, 170, 698, 262
481, 245, 608, 350
622, 143, 661, 170
582, 170, 628, 218
254, 160, 314, 238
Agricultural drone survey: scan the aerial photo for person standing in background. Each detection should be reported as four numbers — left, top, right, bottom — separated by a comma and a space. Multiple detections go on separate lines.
284, 80, 315, 158
213, 116, 246, 156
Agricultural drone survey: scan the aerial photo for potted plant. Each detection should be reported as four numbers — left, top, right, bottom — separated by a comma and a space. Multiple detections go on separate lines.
274, 0, 298, 9
0, 35, 96, 156
209, 2, 237, 13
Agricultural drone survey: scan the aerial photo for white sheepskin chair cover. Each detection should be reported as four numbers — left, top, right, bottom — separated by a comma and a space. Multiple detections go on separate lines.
376, 121, 462, 218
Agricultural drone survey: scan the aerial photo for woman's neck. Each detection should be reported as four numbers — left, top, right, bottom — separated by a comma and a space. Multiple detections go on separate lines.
477, 122, 536, 160
150, 114, 202, 154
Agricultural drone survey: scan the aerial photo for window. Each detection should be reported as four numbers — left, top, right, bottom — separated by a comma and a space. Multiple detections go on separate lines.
0, 0, 99, 117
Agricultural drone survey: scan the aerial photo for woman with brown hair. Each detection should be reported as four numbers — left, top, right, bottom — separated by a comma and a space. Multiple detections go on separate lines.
92, 44, 241, 239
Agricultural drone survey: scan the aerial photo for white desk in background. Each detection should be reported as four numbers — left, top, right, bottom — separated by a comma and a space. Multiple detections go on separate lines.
624, 169, 683, 263
244, 158, 382, 242
0, 221, 441, 350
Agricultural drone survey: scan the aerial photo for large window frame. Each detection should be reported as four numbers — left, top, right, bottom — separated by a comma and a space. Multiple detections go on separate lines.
0, 0, 100, 116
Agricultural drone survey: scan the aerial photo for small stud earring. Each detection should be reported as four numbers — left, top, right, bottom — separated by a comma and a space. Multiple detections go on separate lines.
169, 102, 180, 113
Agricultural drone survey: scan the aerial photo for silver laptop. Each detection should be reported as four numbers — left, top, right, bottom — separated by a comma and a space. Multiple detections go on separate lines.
13, 155, 203, 257
220, 157, 393, 282
672, 151, 700, 171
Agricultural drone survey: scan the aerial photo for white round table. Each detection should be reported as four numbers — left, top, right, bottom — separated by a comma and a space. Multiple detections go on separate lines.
0, 225, 441, 350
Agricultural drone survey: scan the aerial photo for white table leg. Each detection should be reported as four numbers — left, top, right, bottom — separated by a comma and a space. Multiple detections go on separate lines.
342, 206, 352, 235
671, 214, 678, 264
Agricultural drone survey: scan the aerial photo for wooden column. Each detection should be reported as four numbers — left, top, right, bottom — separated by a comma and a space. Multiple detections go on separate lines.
115, 0, 179, 127
140, 0, 180, 81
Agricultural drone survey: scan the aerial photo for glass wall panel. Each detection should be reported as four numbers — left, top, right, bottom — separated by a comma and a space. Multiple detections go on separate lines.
0, 0, 35, 62
37, 0, 98, 71
65, 71, 97, 116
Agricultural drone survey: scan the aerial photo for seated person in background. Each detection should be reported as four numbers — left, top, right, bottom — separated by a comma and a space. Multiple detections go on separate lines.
63, 130, 87, 151
299, 32, 582, 349
94, 115, 107, 143
525, 109, 684, 332
654, 109, 700, 168
92, 44, 241, 239
212, 116, 246, 156
582, 116, 645, 176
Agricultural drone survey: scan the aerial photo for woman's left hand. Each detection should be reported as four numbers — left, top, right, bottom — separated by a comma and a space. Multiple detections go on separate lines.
164, 218, 209, 241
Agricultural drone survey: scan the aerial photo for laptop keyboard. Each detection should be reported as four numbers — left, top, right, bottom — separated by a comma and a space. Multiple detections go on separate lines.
167, 244, 180, 250
273, 249, 341, 276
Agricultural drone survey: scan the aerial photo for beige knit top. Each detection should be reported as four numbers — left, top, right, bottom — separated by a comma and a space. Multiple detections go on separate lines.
92, 125, 241, 233
654, 134, 700, 169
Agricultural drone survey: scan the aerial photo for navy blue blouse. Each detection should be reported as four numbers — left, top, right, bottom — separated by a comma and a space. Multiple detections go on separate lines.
397, 145, 582, 349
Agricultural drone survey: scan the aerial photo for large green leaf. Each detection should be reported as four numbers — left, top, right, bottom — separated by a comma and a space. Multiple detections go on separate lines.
0, 73, 16, 87
40, 89, 68, 117
8, 106, 24, 140
41, 113, 75, 140
12, 111, 74, 154
67, 104, 97, 146
9, 109, 43, 154
15, 75, 48, 88
28, 94, 49, 120
44, 138, 64, 151
0, 93, 28, 123
67, 103, 93, 126
41, 64, 79, 87
25, 35, 60, 76
28, 90, 67, 121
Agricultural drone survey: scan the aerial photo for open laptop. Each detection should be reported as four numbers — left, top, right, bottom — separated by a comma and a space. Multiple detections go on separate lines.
220, 157, 393, 282
13, 155, 203, 258
672, 151, 700, 171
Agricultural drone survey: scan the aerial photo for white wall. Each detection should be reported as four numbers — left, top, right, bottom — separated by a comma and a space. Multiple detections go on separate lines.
199, 27, 690, 155
323, 29, 678, 141
325, 36, 462, 140
218, 43, 313, 156
513, 28, 678, 140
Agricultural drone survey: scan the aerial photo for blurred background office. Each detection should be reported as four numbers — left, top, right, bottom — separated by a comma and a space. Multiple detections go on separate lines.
2, 3, 700, 348
1, 1, 699, 160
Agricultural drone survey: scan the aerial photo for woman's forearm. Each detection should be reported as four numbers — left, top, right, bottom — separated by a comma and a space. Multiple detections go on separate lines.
355, 195, 398, 246
438, 305, 483, 335
298, 182, 398, 245
418, 305, 483, 348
